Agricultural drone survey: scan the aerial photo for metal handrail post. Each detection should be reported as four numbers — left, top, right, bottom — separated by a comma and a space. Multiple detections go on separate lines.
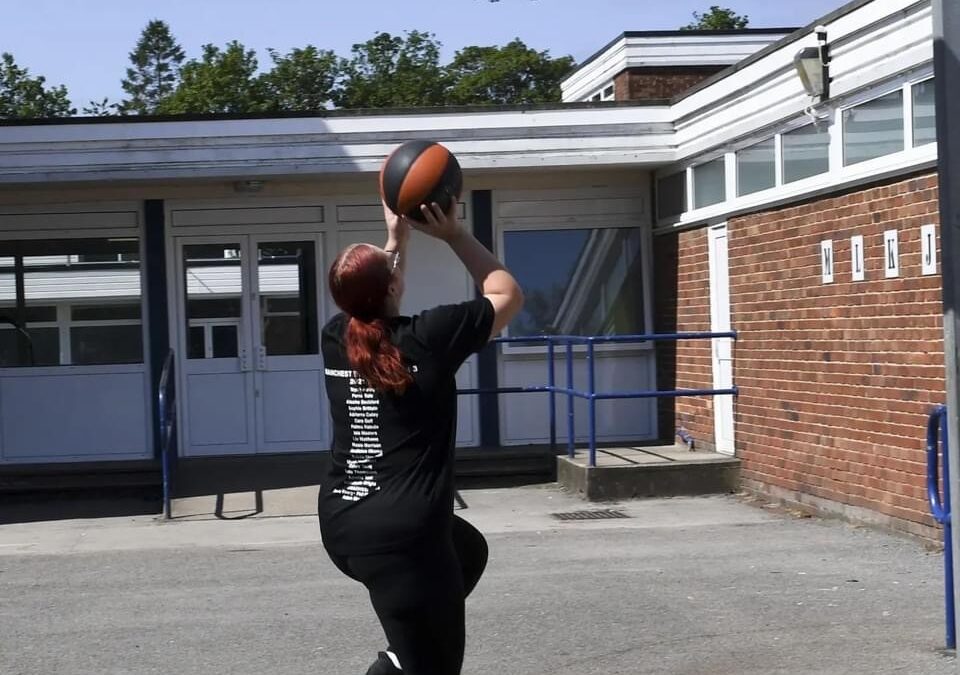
927, 405, 955, 649
565, 342, 575, 458
547, 340, 556, 451
587, 340, 597, 468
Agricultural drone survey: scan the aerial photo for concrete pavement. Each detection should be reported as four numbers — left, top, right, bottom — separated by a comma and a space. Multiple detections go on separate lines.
0, 486, 954, 674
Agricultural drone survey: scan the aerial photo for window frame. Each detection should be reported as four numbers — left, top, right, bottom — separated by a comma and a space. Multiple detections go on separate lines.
840, 86, 906, 168
0, 233, 148, 373
909, 76, 936, 149
692, 157, 728, 209
735, 137, 777, 197
653, 69, 936, 229
495, 217, 654, 355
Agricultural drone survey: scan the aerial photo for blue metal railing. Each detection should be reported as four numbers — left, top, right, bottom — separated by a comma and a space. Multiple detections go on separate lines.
927, 404, 955, 650
158, 349, 177, 520
459, 331, 739, 467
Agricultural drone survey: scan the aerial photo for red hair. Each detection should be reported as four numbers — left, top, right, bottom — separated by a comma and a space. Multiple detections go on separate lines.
329, 244, 413, 395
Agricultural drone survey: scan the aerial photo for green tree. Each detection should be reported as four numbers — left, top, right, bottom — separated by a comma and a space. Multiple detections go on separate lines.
119, 20, 185, 114
159, 41, 267, 114
445, 39, 575, 105
334, 31, 445, 108
259, 46, 339, 111
0, 53, 74, 118
681, 5, 749, 30
82, 98, 120, 116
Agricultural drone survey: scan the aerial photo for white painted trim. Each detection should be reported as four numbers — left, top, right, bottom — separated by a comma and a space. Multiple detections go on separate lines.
707, 223, 735, 455
562, 31, 793, 102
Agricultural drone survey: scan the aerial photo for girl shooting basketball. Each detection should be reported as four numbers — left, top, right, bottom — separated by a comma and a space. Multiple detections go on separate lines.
319, 196, 524, 675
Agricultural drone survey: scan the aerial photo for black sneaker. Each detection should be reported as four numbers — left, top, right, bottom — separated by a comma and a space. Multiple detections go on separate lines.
366, 651, 402, 675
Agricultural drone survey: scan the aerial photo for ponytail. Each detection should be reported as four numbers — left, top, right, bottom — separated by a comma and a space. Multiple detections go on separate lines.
345, 317, 414, 395
329, 243, 414, 395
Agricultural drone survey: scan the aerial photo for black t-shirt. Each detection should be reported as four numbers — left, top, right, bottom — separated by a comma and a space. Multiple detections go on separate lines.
318, 297, 495, 556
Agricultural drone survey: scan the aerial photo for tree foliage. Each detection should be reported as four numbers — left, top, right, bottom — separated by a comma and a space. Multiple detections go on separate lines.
334, 31, 446, 108
158, 41, 267, 114
681, 5, 749, 30
4, 23, 579, 117
120, 19, 185, 114
445, 39, 575, 105
0, 52, 74, 118
259, 46, 340, 112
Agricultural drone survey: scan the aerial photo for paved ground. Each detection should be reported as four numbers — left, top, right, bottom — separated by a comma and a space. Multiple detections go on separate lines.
0, 486, 955, 674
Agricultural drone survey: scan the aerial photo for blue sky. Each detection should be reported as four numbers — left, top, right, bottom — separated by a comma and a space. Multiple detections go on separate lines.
2, 0, 846, 109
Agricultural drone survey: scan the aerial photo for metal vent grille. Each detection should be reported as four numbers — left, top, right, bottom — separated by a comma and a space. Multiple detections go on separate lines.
551, 509, 629, 521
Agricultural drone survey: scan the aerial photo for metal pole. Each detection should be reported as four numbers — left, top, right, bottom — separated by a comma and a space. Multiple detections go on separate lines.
548, 340, 556, 450
566, 343, 575, 458
587, 341, 597, 468
944, 410, 956, 650
933, 0, 960, 652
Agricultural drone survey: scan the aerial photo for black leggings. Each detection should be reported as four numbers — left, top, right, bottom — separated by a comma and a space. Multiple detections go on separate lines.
327, 515, 488, 675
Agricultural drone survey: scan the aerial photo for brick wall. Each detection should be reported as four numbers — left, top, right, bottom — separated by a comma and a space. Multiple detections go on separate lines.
614, 66, 726, 101
653, 227, 715, 448
657, 172, 945, 539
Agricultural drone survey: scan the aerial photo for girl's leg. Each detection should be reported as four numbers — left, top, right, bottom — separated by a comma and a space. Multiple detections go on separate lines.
349, 540, 466, 675
452, 515, 488, 597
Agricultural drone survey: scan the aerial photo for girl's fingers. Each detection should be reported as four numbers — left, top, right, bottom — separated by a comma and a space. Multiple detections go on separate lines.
420, 203, 442, 228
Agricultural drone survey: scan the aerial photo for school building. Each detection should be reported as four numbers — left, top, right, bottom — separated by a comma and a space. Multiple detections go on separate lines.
0, 0, 946, 539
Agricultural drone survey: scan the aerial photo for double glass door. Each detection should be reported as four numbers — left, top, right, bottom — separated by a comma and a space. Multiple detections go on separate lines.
175, 234, 326, 456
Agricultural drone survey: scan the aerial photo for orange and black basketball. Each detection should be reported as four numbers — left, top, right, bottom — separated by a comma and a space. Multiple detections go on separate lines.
380, 141, 462, 223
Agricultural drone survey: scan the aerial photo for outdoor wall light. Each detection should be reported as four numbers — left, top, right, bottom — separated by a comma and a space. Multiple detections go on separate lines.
794, 26, 830, 101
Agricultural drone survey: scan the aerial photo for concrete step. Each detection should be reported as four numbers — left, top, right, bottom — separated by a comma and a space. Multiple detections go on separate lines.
0, 461, 160, 494
557, 445, 740, 501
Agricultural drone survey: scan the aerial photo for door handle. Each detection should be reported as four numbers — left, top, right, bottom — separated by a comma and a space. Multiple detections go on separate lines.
257, 345, 267, 370
240, 347, 252, 372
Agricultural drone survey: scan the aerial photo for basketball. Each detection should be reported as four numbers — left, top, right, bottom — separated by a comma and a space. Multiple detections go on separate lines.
380, 141, 463, 223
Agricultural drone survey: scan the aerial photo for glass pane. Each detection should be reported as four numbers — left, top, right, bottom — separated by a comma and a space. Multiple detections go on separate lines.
693, 159, 726, 209
184, 243, 243, 360
188, 326, 206, 359
0, 305, 56, 323
913, 78, 936, 147
843, 89, 904, 166
72, 303, 141, 321
737, 138, 776, 196
71, 325, 143, 365
257, 241, 318, 356
212, 325, 239, 358
783, 123, 830, 183
503, 228, 644, 337
188, 298, 242, 320
656, 172, 686, 219
7, 238, 144, 367
0, 327, 59, 367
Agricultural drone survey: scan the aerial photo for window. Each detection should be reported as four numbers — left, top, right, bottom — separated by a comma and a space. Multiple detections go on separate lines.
70, 303, 143, 365
502, 227, 645, 337
736, 138, 776, 196
0, 238, 143, 367
782, 123, 830, 183
656, 172, 687, 220
693, 158, 726, 209
843, 89, 905, 166
256, 241, 318, 356
913, 78, 936, 147
587, 83, 615, 103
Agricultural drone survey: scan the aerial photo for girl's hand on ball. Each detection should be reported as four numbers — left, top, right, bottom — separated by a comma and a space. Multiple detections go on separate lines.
412, 202, 463, 243
382, 200, 411, 241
